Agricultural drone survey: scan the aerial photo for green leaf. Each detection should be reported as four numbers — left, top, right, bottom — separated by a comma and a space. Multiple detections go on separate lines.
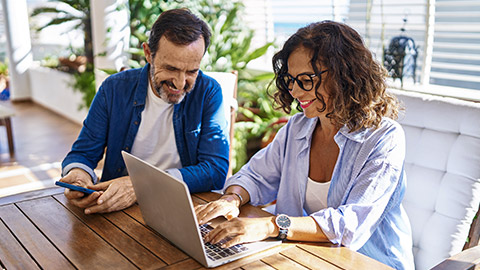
220, 5, 238, 33
31, 7, 69, 17
251, 72, 275, 81
127, 47, 145, 56
245, 42, 274, 63
37, 16, 81, 31
99, 68, 118, 75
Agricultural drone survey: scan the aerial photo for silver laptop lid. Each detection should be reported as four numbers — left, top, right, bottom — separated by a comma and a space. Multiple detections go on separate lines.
121, 151, 208, 266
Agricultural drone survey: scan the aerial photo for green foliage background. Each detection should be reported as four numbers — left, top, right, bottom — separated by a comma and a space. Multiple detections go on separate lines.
32, 0, 294, 172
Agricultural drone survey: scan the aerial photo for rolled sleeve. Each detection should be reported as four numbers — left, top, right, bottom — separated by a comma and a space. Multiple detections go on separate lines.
62, 162, 97, 184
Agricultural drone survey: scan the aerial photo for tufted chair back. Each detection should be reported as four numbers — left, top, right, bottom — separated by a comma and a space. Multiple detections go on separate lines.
203, 71, 238, 178
391, 89, 480, 270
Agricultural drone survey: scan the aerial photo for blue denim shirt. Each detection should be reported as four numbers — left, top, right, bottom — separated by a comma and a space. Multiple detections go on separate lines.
62, 64, 230, 192
225, 113, 414, 270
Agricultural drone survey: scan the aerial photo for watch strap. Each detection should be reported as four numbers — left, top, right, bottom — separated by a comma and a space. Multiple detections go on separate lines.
277, 228, 288, 240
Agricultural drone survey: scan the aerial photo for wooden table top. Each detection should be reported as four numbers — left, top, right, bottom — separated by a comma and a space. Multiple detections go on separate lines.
0, 188, 393, 270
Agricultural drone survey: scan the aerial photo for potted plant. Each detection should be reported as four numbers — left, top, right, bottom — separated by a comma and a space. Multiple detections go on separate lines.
31, 0, 96, 109
0, 60, 9, 100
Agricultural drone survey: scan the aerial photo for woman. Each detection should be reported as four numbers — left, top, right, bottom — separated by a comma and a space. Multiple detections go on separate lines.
195, 21, 414, 270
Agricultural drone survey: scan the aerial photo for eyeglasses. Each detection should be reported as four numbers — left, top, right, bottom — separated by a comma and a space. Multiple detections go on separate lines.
280, 70, 328, 91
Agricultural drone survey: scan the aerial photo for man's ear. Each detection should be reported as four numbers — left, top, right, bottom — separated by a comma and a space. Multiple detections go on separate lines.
143, 42, 152, 64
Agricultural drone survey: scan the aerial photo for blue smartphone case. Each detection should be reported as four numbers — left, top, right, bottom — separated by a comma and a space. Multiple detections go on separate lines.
55, 181, 95, 194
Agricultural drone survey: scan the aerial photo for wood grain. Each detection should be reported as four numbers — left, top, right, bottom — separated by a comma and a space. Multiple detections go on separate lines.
0, 214, 40, 270
122, 203, 144, 224
299, 244, 394, 270
199, 245, 293, 270
261, 253, 309, 270
431, 245, 480, 270
240, 260, 276, 269
102, 208, 189, 265
0, 190, 394, 270
0, 187, 63, 206
159, 258, 202, 270
280, 246, 341, 270
0, 204, 73, 269
16, 197, 137, 269
54, 194, 166, 269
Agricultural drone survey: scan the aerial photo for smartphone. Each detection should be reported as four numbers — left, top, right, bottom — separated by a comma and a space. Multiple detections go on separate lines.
55, 181, 96, 195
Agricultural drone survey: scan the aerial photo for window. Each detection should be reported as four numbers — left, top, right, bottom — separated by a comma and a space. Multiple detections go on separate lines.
247, 0, 480, 100
429, 0, 480, 91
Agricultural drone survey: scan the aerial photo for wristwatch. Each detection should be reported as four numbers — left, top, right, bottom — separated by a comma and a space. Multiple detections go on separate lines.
275, 214, 291, 241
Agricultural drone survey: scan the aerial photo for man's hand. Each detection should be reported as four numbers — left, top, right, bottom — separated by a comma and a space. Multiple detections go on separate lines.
84, 176, 136, 214
61, 168, 102, 209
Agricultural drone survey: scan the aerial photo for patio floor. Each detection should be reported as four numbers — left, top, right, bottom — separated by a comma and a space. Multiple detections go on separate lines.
0, 100, 82, 197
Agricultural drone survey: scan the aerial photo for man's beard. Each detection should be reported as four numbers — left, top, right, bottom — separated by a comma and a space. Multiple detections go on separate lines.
149, 66, 195, 104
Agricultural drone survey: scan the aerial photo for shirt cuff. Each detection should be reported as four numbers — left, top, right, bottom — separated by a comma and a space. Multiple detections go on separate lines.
62, 163, 98, 184
165, 168, 183, 182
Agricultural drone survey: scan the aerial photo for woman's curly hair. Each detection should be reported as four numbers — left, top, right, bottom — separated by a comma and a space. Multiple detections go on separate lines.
271, 21, 399, 132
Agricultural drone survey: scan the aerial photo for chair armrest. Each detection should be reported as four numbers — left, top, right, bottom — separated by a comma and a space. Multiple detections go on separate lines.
431, 245, 480, 270
465, 207, 480, 249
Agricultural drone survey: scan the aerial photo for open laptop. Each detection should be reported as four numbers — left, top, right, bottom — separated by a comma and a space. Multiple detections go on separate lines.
122, 151, 281, 268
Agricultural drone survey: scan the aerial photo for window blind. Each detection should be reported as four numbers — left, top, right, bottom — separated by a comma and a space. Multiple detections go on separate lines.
346, 0, 428, 86
429, 0, 480, 90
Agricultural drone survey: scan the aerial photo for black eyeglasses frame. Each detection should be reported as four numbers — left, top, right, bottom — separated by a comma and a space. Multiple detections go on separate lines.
280, 69, 328, 92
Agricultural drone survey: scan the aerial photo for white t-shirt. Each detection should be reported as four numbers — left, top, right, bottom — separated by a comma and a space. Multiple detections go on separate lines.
304, 177, 331, 215
131, 82, 182, 171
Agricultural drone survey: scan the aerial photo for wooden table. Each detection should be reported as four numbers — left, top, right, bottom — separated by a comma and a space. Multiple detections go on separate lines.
0, 188, 392, 270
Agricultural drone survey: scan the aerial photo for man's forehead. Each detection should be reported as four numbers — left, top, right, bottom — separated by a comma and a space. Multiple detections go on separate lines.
154, 36, 204, 68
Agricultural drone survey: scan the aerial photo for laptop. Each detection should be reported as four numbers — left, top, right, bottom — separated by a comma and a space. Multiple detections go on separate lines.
121, 151, 281, 268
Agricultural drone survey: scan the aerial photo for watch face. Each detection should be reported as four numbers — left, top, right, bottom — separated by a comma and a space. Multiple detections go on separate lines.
276, 214, 291, 229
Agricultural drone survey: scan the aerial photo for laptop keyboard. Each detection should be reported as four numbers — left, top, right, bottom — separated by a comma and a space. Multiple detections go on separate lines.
199, 224, 248, 261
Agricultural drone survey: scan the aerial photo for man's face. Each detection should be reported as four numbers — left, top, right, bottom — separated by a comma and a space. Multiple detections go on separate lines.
143, 36, 205, 104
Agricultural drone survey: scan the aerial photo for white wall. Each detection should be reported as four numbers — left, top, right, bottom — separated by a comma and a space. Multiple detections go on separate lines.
29, 65, 87, 124
2, 0, 33, 100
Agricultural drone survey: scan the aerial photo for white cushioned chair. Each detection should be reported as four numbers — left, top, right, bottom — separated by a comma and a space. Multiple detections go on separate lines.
391, 89, 480, 270
204, 71, 238, 178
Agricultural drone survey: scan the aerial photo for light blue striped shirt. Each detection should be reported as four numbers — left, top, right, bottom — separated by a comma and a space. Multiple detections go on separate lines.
225, 113, 414, 270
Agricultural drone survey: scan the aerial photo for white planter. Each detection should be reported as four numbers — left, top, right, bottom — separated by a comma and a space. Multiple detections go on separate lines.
29, 66, 88, 125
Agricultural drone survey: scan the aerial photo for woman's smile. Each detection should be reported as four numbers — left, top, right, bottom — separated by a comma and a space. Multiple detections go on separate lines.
298, 98, 316, 109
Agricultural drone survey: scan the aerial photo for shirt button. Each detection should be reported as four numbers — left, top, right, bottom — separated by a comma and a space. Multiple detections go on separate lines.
125, 147, 129, 151
134, 121, 138, 125
133, 101, 137, 105
117, 168, 121, 172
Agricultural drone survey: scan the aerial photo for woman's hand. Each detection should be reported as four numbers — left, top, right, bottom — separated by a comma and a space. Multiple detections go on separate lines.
204, 217, 277, 248
195, 194, 241, 224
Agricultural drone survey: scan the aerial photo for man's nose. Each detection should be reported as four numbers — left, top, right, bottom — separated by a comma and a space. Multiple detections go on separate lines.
173, 73, 186, 90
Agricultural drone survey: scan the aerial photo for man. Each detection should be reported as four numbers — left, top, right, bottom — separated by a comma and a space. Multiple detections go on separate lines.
60, 9, 230, 214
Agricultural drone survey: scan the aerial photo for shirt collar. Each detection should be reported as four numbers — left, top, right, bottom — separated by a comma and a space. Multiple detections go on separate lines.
295, 116, 317, 141
337, 125, 368, 143
133, 63, 150, 107
294, 116, 368, 143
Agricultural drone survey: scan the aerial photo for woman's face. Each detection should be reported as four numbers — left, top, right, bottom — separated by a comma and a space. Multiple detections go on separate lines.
286, 46, 330, 119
